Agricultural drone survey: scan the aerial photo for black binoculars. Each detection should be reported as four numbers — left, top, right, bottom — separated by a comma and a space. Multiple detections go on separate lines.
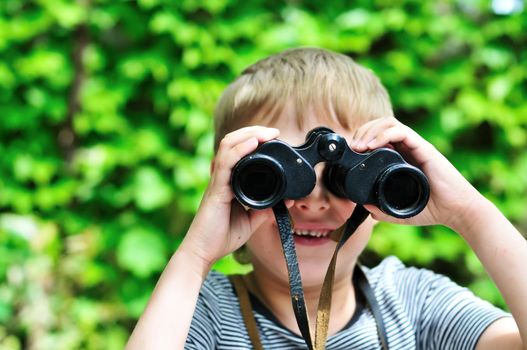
231, 127, 430, 218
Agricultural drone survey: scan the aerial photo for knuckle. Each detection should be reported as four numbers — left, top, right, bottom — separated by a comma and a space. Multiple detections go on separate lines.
218, 135, 234, 149
232, 140, 252, 156
377, 129, 389, 140
216, 151, 238, 171
219, 136, 229, 147
387, 116, 399, 126
401, 124, 414, 136
214, 157, 229, 172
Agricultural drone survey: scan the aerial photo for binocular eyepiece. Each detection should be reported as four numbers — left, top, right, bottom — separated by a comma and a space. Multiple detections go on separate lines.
231, 127, 429, 218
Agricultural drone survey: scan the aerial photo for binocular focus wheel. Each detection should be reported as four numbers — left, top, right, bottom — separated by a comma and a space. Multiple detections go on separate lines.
305, 127, 334, 141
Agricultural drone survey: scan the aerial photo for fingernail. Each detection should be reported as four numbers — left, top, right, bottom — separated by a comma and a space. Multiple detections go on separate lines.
367, 138, 377, 147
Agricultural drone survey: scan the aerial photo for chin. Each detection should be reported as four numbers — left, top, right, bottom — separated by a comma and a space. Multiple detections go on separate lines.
299, 253, 356, 288
296, 260, 332, 287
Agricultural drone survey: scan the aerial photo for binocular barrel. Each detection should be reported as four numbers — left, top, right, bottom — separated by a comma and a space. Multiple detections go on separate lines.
323, 162, 429, 218
230, 128, 430, 218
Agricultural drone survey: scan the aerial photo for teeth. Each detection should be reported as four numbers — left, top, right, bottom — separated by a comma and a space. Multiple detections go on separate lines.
292, 229, 328, 238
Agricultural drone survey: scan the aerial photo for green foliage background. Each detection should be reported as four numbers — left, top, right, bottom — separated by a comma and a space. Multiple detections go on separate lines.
0, 0, 526, 348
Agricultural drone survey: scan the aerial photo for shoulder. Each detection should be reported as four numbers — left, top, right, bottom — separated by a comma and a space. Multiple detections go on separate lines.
363, 255, 456, 298
187, 270, 248, 348
362, 255, 406, 281
201, 270, 233, 294
362, 255, 499, 315
363, 256, 509, 350
364, 255, 435, 282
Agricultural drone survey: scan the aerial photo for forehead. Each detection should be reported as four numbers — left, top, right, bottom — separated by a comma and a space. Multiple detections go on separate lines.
256, 103, 359, 146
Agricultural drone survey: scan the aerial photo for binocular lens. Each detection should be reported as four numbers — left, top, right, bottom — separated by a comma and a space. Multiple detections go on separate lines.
377, 165, 428, 218
239, 163, 279, 201
382, 171, 421, 210
232, 156, 286, 209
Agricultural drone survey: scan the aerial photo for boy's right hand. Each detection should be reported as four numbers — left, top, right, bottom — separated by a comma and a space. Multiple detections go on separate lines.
179, 126, 281, 272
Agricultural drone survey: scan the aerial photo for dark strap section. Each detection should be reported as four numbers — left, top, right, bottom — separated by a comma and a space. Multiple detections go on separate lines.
272, 201, 314, 348
336, 205, 370, 249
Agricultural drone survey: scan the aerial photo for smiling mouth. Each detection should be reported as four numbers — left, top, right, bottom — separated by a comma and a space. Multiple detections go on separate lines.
292, 229, 331, 238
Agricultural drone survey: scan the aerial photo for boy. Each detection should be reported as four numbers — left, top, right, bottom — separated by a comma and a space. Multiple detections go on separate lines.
126, 48, 526, 349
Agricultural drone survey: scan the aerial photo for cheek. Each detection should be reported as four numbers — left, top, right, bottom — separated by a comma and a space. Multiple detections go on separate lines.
331, 198, 357, 222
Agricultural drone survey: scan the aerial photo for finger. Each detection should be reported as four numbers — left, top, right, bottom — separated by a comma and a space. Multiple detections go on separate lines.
217, 126, 279, 153
360, 117, 399, 148
212, 136, 259, 190
246, 199, 295, 235
211, 126, 280, 190
363, 204, 407, 225
363, 204, 386, 219
351, 118, 384, 145
364, 125, 434, 166
364, 125, 408, 150
352, 117, 398, 152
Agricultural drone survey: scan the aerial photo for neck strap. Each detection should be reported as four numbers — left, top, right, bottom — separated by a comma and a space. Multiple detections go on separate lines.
229, 266, 389, 349
271, 200, 389, 350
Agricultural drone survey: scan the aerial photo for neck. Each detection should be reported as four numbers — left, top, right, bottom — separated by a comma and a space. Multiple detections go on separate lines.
248, 262, 357, 337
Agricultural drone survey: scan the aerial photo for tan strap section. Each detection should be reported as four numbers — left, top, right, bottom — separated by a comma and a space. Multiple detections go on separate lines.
314, 225, 345, 350
314, 251, 339, 349
314, 207, 369, 349
230, 274, 264, 350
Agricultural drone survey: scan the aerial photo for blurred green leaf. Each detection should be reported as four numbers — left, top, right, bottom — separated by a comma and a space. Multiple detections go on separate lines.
133, 167, 172, 211
117, 227, 167, 277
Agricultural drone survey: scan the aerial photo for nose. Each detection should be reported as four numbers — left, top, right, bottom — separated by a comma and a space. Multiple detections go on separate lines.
294, 164, 330, 213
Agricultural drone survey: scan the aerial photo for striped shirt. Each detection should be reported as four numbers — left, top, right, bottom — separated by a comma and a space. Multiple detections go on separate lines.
186, 256, 508, 349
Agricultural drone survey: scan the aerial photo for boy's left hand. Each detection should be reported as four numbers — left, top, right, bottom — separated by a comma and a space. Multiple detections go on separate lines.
350, 116, 482, 230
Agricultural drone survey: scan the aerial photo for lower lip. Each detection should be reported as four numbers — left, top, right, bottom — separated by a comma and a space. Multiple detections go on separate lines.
293, 235, 333, 246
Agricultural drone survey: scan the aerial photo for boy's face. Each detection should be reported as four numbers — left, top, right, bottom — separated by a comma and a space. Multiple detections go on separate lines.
245, 104, 377, 288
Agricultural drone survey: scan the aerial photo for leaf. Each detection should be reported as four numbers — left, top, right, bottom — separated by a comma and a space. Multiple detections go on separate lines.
336, 8, 372, 30
117, 227, 167, 278
133, 167, 172, 211
487, 75, 513, 101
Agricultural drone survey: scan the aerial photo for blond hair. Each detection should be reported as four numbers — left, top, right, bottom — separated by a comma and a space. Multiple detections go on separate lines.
214, 47, 393, 151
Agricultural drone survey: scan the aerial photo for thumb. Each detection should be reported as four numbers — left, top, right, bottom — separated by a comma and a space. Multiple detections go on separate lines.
363, 204, 384, 219
248, 207, 275, 232
248, 200, 295, 233
363, 204, 406, 225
